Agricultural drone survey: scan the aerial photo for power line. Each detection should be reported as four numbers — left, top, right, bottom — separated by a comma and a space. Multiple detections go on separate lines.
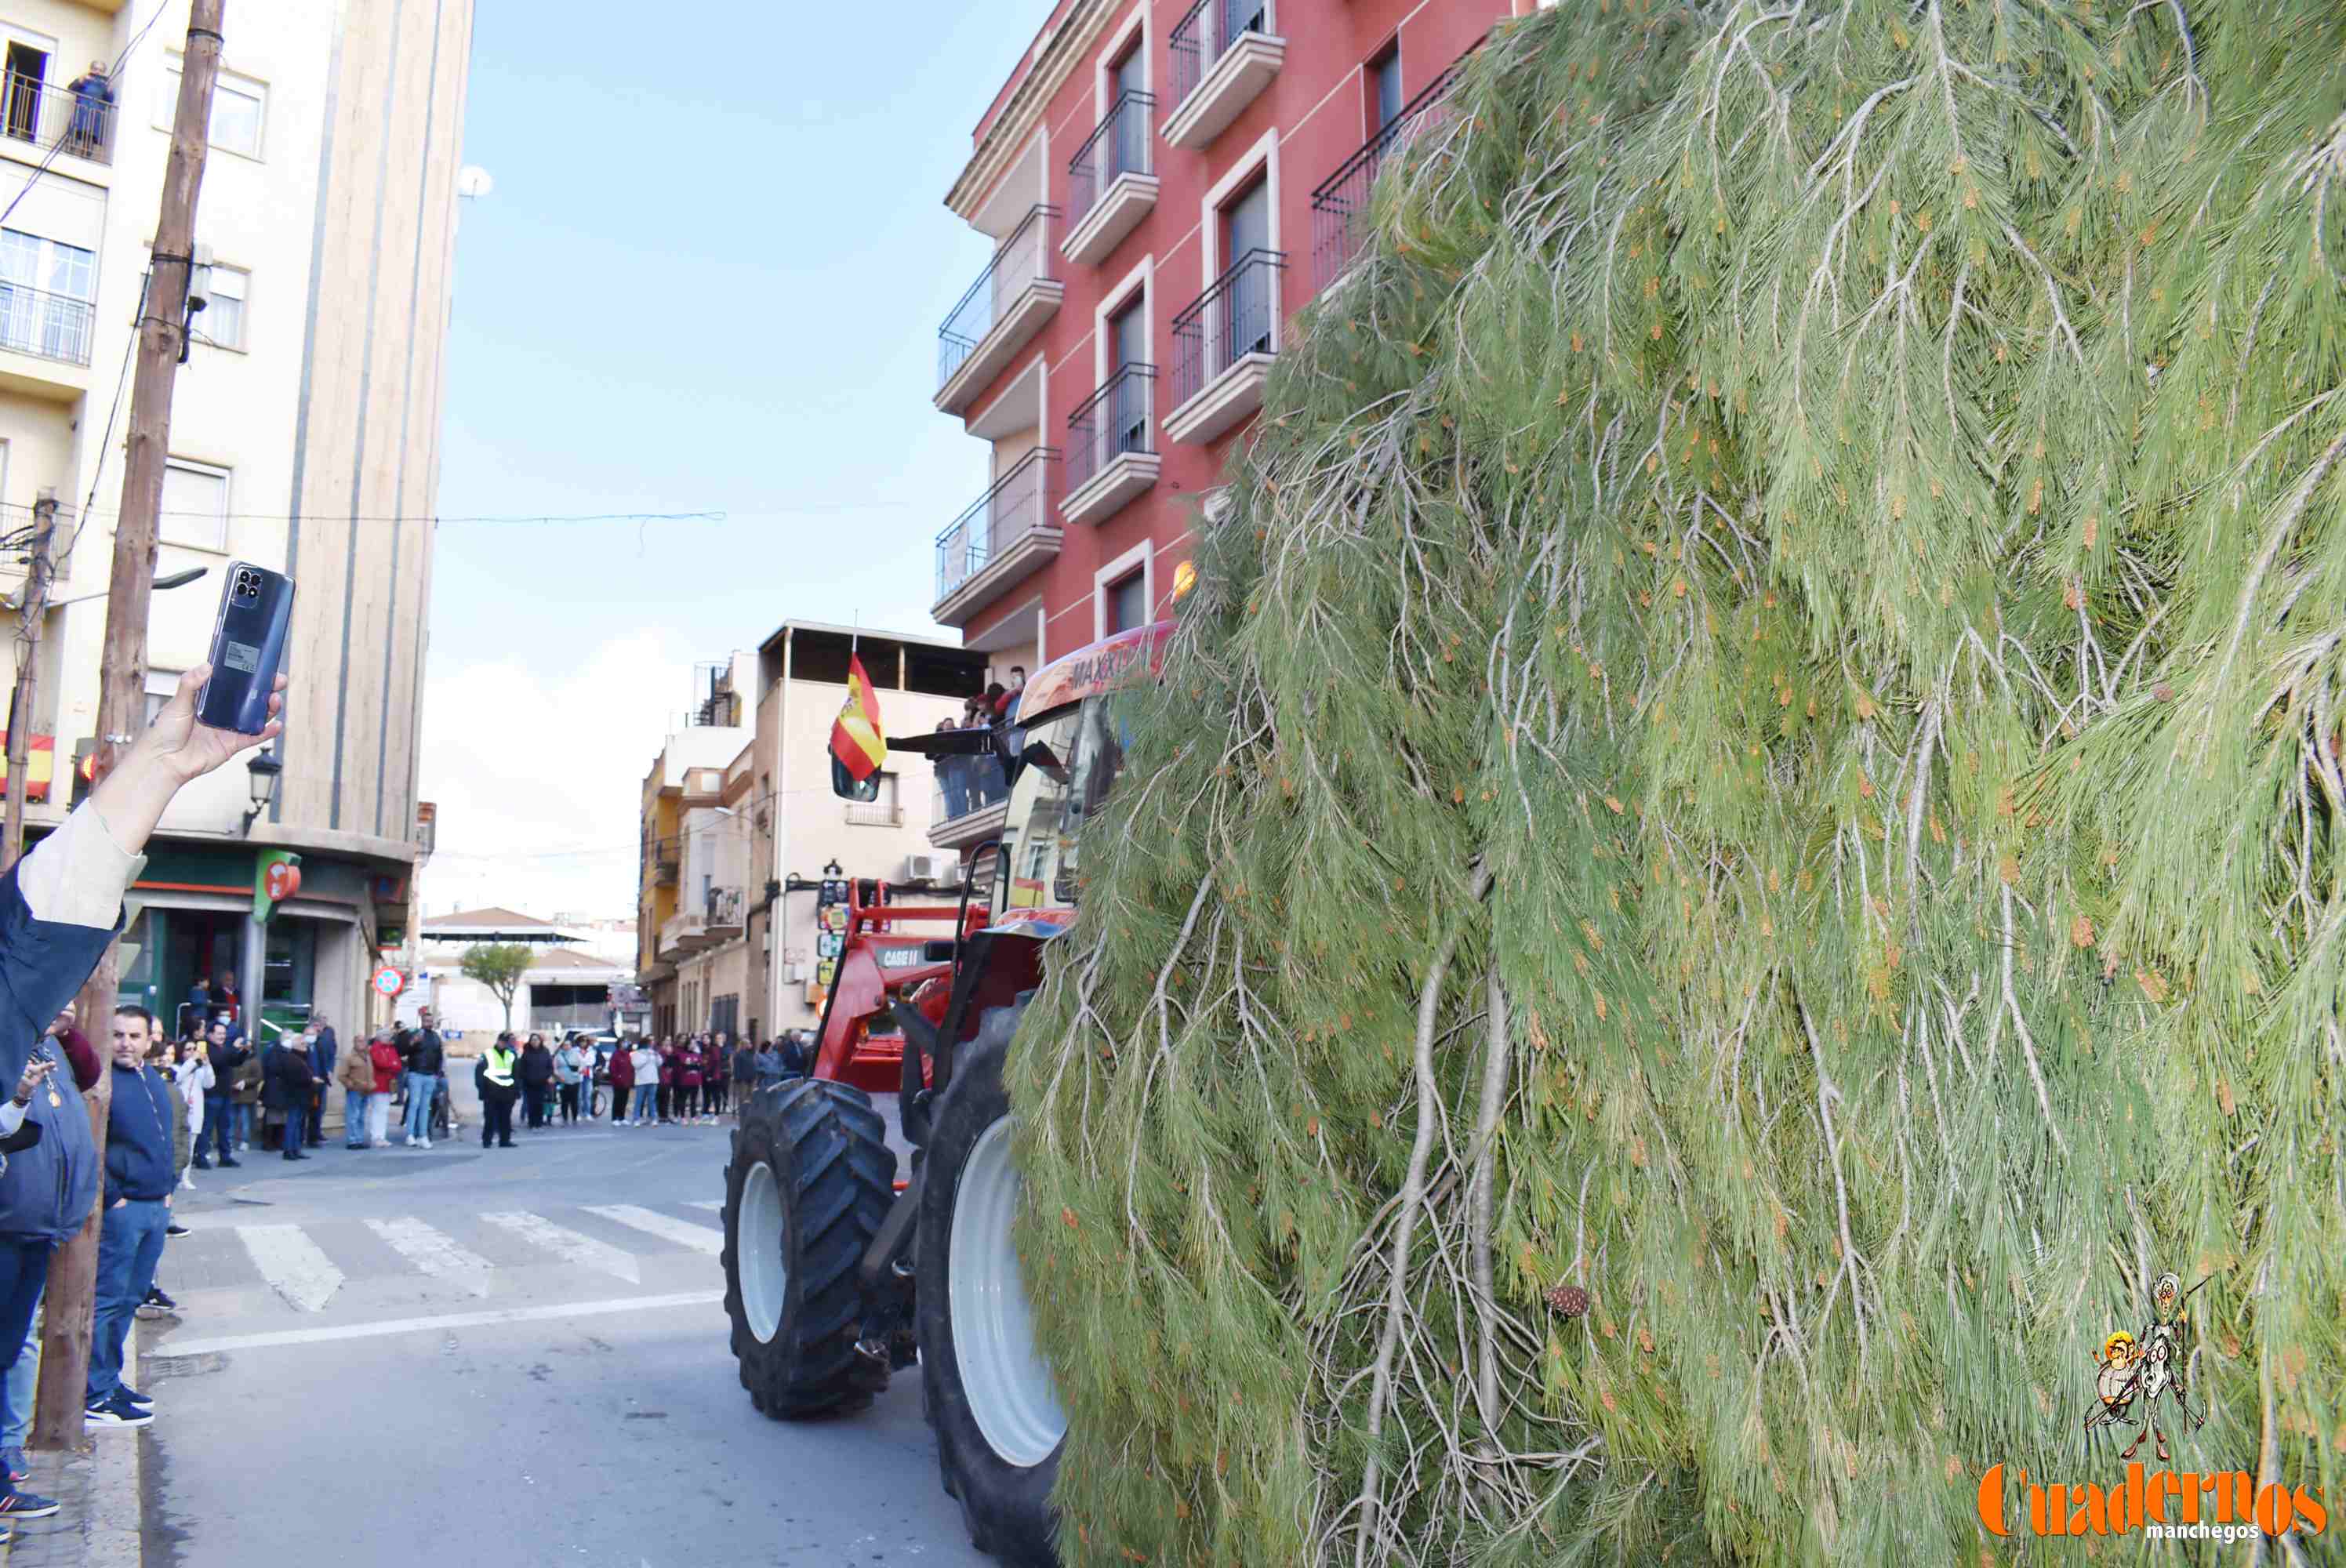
71, 507, 731, 525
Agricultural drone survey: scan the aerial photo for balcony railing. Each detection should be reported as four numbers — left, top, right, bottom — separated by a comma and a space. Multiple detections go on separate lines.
1, 71, 117, 166
934, 447, 1061, 604
1171, 249, 1284, 410
1309, 60, 1471, 292
0, 500, 82, 583
932, 752, 1009, 827
1067, 364, 1157, 494
1168, 0, 1272, 109
937, 205, 1057, 390
0, 281, 93, 366
1067, 91, 1154, 234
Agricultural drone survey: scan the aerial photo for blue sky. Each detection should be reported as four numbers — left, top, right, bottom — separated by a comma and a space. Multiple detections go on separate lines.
415, 0, 1040, 920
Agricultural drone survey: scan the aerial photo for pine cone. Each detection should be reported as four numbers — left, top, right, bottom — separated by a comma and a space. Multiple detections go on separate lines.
1546, 1282, 1590, 1319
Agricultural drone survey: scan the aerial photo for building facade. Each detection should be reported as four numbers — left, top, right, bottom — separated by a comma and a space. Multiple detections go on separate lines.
922, 0, 1523, 855
0, 0, 472, 1042
416, 906, 629, 1040
637, 625, 987, 1043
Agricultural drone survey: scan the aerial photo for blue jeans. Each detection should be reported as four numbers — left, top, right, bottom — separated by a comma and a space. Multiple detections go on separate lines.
2, 1316, 35, 1446
89, 1199, 169, 1403
280, 1105, 304, 1157
630, 1085, 657, 1123
204, 1093, 233, 1160
403, 1073, 440, 1142
345, 1087, 370, 1146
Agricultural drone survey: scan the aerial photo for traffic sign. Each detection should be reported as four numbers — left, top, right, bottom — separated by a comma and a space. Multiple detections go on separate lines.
371, 965, 405, 998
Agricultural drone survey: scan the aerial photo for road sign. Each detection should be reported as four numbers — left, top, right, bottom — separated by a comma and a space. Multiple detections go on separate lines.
371, 965, 405, 999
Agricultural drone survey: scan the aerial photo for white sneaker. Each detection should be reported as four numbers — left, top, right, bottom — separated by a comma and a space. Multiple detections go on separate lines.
419, 1137, 431, 1150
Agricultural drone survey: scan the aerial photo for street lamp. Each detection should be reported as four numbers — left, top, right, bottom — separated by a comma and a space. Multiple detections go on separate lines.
240, 752, 281, 837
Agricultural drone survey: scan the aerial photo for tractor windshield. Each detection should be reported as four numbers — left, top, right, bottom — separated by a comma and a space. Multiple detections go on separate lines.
997, 695, 1128, 913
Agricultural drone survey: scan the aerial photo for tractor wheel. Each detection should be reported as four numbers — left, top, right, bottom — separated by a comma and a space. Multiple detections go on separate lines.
723, 1078, 899, 1418
919, 998, 1064, 1566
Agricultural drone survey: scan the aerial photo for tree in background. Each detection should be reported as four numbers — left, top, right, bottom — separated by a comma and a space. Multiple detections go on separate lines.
459, 943, 532, 1034
1008, 4, 2346, 1566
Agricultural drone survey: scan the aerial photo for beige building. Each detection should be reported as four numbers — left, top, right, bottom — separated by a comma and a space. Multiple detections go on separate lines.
0, 0, 473, 1042
416, 907, 630, 1041
637, 625, 987, 1041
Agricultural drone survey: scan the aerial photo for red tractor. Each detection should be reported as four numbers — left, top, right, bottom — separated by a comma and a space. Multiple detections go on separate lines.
720, 621, 1171, 1566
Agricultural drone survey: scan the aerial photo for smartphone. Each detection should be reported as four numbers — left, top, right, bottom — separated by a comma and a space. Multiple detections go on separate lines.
196, 562, 294, 735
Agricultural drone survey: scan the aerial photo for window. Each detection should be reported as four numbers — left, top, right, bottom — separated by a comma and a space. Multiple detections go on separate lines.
161, 459, 230, 550
0, 227, 96, 361
1370, 45, 1403, 132
3, 42, 49, 143
203, 263, 247, 350
1107, 572, 1148, 634
143, 669, 183, 726
159, 61, 265, 158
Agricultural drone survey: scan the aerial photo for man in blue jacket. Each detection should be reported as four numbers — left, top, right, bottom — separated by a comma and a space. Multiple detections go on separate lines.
0, 664, 282, 1519
82, 1007, 172, 1428
303, 1011, 338, 1145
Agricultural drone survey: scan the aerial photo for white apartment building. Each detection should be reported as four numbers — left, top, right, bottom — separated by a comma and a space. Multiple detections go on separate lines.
0, 0, 472, 1042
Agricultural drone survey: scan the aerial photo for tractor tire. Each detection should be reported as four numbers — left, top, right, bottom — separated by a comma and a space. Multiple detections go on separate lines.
919, 998, 1064, 1566
723, 1078, 899, 1419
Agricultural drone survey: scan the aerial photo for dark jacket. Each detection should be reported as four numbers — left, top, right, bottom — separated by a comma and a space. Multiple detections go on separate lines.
731, 1046, 757, 1085
608, 1047, 634, 1092
519, 1044, 554, 1086
405, 1028, 445, 1076
0, 851, 121, 1242
309, 1026, 338, 1082
205, 1036, 250, 1087
704, 1044, 728, 1083
474, 1045, 518, 1103
103, 1063, 176, 1205
262, 1044, 315, 1112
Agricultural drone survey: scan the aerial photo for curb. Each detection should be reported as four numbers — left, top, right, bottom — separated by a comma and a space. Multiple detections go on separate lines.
2, 1323, 145, 1568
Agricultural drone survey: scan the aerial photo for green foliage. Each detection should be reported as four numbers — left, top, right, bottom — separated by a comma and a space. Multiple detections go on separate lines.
1007, 2, 2346, 1564
459, 942, 532, 1031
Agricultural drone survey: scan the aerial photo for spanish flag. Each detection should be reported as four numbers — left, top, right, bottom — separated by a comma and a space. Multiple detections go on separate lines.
830, 654, 887, 782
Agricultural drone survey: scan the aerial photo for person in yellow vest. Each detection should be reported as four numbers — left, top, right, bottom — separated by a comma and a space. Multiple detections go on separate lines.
473, 1033, 519, 1150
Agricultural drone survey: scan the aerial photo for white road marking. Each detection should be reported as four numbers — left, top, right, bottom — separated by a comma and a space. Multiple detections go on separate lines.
364, 1217, 494, 1298
479, 1210, 641, 1285
238, 1224, 344, 1312
685, 1200, 723, 1211
149, 1291, 725, 1357
585, 1203, 723, 1255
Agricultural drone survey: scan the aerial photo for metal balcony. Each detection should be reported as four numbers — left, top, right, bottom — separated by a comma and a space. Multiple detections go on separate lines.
932, 447, 1062, 625
1064, 364, 1159, 525
1164, 0, 1284, 151
929, 755, 1009, 850
1309, 60, 1471, 293
935, 205, 1063, 416
1166, 249, 1284, 445
0, 282, 93, 368
659, 884, 745, 957
1064, 93, 1157, 267
1, 70, 117, 166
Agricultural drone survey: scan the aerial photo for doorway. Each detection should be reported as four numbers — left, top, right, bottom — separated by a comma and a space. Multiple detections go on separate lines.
1220, 177, 1273, 368
2, 42, 46, 144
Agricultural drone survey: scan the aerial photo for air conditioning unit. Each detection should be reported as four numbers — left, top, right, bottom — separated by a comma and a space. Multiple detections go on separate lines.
905, 853, 956, 886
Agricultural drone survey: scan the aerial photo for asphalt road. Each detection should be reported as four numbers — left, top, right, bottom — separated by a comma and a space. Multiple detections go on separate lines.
134, 1085, 986, 1568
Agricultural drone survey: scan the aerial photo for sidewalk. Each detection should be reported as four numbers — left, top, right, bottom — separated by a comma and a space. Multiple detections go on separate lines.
0, 1328, 147, 1568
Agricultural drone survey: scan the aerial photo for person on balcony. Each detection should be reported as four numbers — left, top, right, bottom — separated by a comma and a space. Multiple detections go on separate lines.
65, 64, 111, 158
935, 717, 968, 818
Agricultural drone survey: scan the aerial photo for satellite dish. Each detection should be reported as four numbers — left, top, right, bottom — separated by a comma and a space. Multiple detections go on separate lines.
456, 165, 496, 200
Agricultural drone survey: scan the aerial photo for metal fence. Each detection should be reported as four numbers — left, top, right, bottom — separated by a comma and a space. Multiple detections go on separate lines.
1, 71, 116, 165
932, 748, 1009, 829
1171, 249, 1284, 410
936, 205, 1057, 389
1309, 59, 1470, 292
1067, 91, 1155, 233
1066, 364, 1157, 493
1168, 0, 1273, 109
933, 447, 1061, 604
0, 281, 93, 366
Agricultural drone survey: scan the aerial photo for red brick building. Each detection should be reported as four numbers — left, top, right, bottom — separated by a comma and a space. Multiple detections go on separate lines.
924, 0, 1529, 850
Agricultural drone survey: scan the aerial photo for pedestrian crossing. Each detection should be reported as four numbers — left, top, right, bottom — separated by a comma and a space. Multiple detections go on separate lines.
164, 1200, 728, 1318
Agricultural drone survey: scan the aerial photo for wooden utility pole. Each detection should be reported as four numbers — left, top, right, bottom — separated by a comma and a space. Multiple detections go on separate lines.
2, 492, 58, 866
32, 0, 225, 1450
